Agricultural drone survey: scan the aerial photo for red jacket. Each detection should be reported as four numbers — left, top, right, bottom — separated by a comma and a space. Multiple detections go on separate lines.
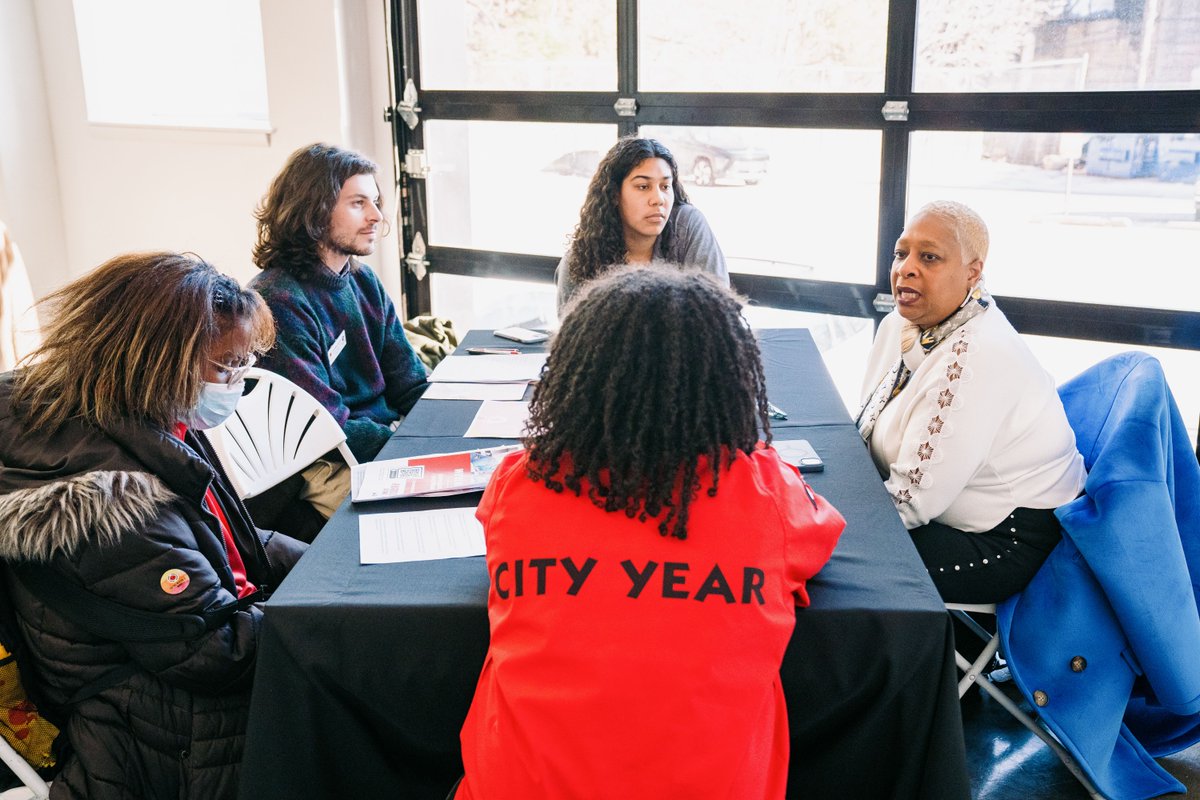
457, 447, 845, 799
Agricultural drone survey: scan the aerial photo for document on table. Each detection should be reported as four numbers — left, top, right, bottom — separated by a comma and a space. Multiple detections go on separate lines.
421, 382, 529, 401
359, 507, 485, 564
464, 400, 530, 439
351, 444, 523, 502
428, 353, 547, 384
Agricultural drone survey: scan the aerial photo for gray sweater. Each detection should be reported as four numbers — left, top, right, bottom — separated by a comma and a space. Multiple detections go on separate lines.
554, 203, 729, 310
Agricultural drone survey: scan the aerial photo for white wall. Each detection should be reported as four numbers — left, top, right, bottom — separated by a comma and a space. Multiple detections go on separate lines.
0, 0, 403, 303
0, 0, 70, 302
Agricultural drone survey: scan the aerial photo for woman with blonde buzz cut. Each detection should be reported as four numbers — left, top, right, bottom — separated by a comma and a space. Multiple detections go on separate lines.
857, 201, 1085, 604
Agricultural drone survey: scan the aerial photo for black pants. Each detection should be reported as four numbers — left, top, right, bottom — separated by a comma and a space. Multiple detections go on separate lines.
909, 506, 1062, 604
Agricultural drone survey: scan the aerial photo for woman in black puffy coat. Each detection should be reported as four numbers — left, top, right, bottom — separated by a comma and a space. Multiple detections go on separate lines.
0, 252, 307, 799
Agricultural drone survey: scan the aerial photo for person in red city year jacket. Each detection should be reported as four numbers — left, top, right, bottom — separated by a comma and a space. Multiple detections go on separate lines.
455, 265, 844, 800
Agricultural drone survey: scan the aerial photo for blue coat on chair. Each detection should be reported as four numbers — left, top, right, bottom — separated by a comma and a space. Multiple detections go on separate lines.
997, 351, 1200, 800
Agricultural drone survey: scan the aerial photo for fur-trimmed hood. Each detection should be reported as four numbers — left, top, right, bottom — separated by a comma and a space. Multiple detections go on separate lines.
0, 372, 211, 563
0, 470, 176, 563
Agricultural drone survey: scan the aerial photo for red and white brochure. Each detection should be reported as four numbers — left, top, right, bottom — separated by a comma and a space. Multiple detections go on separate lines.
351, 444, 523, 502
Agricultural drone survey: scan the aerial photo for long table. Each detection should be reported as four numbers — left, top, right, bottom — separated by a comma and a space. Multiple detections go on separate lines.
238, 328, 970, 799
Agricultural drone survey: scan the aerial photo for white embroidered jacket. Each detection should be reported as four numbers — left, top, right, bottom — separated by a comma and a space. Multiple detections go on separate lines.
860, 307, 1086, 532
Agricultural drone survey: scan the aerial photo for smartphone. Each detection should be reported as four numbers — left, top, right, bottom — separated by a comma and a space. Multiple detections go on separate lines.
493, 326, 550, 344
773, 439, 824, 473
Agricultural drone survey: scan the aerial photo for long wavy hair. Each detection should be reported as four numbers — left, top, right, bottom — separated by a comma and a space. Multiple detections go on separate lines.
524, 266, 770, 540
14, 252, 274, 432
253, 143, 380, 278
565, 137, 690, 288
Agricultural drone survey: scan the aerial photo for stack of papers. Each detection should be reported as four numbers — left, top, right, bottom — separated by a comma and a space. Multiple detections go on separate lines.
422, 352, 543, 439
463, 400, 530, 439
428, 353, 547, 384
351, 444, 523, 502
421, 383, 528, 401
359, 507, 485, 564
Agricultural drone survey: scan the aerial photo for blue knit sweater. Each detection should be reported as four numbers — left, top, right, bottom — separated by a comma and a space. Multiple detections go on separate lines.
250, 263, 427, 461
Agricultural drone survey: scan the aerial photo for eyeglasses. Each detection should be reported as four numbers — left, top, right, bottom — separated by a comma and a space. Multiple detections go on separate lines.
208, 353, 256, 387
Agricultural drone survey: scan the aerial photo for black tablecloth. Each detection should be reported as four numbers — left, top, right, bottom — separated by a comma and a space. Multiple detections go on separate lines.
238, 329, 969, 800
400, 328, 849, 436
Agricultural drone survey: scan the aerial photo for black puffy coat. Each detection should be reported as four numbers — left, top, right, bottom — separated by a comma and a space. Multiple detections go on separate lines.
0, 374, 307, 799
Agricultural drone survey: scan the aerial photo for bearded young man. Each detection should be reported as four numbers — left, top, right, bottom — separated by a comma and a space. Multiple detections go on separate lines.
251, 143, 427, 519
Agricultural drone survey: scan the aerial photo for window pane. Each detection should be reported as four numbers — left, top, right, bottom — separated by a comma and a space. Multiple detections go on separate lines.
639, 0, 887, 91
425, 121, 618, 256
417, 0, 616, 90
73, 0, 269, 130
430, 274, 556, 333
640, 126, 881, 284
1024, 334, 1200, 445
915, 0, 1200, 92
907, 131, 1200, 310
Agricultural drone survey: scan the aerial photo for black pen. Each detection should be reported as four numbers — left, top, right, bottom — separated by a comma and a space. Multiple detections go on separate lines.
767, 401, 789, 420
466, 347, 520, 355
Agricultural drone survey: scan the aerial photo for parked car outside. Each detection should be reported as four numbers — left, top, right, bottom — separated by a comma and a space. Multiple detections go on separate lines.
543, 129, 770, 188
542, 150, 601, 178
655, 128, 770, 187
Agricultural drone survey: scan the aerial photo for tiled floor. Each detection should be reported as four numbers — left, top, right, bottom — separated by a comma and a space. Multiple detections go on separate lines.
961, 679, 1200, 799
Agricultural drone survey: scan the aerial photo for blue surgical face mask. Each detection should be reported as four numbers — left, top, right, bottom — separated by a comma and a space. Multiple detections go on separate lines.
181, 380, 244, 430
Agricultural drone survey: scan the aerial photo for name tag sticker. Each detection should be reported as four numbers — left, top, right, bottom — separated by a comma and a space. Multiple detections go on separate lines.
328, 330, 347, 364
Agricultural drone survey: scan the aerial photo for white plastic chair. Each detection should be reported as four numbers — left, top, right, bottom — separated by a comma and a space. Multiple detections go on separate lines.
947, 602, 1103, 799
205, 367, 358, 500
0, 737, 49, 799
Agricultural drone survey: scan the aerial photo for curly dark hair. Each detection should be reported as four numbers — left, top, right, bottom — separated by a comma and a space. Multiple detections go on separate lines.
524, 266, 771, 540
252, 143, 379, 278
565, 137, 690, 288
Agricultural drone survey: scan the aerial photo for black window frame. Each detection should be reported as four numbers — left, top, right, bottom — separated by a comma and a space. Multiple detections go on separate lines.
386, 0, 1200, 351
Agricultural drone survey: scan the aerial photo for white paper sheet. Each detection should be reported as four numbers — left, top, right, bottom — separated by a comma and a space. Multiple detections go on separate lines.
428, 353, 547, 384
421, 382, 530, 401
463, 400, 531, 439
359, 507, 485, 563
